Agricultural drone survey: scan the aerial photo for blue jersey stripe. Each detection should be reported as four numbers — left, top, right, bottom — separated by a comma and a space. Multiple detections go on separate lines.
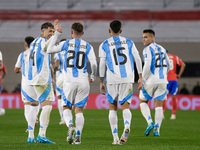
21, 52, 25, 76
62, 40, 69, 73
113, 36, 127, 78
28, 37, 39, 80
149, 47, 155, 75
36, 39, 44, 74
102, 40, 114, 73
127, 39, 134, 72
157, 46, 164, 79
58, 53, 63, 73
72, 38, 80, 77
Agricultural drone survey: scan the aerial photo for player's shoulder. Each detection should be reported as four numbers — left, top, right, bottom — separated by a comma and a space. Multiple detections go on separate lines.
99, 37, 113, 48
168, 53, 176, 58
30, 36, 45, 46
143, 43, 152, 52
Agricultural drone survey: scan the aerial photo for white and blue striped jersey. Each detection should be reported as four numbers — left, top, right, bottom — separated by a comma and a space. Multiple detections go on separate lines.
15, 49, 30, 82
47, 35, 97, 82
25, 37, 52, 85
54, 51, 65, 79
99, 35, 142, 84
142, 42, 170, 84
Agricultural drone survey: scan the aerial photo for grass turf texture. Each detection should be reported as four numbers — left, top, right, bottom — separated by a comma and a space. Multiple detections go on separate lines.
0, 109, 199, 150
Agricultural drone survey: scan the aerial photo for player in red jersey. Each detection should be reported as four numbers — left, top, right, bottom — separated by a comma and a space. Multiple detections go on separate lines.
164, 52, 186, 120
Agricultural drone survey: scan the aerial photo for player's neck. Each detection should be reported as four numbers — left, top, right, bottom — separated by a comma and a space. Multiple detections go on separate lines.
110, 33, 120, 37
72, 35, 82, 39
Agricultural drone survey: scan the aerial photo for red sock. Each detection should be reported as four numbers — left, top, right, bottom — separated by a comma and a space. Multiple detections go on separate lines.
172, 96, 177, 115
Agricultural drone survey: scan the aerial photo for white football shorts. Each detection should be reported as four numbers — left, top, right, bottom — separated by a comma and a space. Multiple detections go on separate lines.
62, 81, 89, 108
106, 83, 133, 104
22, 82, 55, 103
21, 81, 37, 103
139, 83, 167, 101
34, 83, 55, 103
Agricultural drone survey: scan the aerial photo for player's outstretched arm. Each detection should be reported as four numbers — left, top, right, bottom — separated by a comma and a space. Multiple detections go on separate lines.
47, 31, 63, 54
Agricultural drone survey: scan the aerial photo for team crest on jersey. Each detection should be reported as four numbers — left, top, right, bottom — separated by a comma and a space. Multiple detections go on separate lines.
115, 36, 117, 38
77, 39, 79, 41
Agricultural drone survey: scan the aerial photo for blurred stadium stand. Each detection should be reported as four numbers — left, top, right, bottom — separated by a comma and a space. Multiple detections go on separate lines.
0, 0, 200, 93
0, 0, 200, 11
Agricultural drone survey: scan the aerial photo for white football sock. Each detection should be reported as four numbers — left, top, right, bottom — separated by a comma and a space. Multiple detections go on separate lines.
63, 109, 73, 128
155, 107, 163, 132
58, 98, 63, 120
37, 105, 40, 115
24, 104, 30, 123
109, 110, 119, 141
27, 105, 38, 138
75, 113, 84, 136
38, 105, 52, 137
140, 103, 153, 125
122, 109, 132, 130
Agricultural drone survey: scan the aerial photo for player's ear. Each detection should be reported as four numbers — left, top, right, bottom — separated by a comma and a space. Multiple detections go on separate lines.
109, 28, 111, 34
24, 42, 27, 48
119, 29, 122, 34
82, 31, 84, 36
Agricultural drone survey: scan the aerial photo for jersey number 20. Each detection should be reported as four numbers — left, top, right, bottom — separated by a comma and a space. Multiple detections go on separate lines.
67, 50, 86, 69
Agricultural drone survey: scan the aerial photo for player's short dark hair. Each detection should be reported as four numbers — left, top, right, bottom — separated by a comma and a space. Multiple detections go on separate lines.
71, 22, 84, 34
25, 36, 34, 47
41, 22, 54, 30
110, 20, 121, 33
143, 29, 155, 36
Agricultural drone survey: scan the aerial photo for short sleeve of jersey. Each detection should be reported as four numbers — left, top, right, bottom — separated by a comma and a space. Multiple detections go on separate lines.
177, 56, 183, 67
99, 42, 106, 58
15, 53, 22, 68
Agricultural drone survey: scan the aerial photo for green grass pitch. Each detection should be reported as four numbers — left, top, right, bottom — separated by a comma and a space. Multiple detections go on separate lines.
0, 109, 200, 150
